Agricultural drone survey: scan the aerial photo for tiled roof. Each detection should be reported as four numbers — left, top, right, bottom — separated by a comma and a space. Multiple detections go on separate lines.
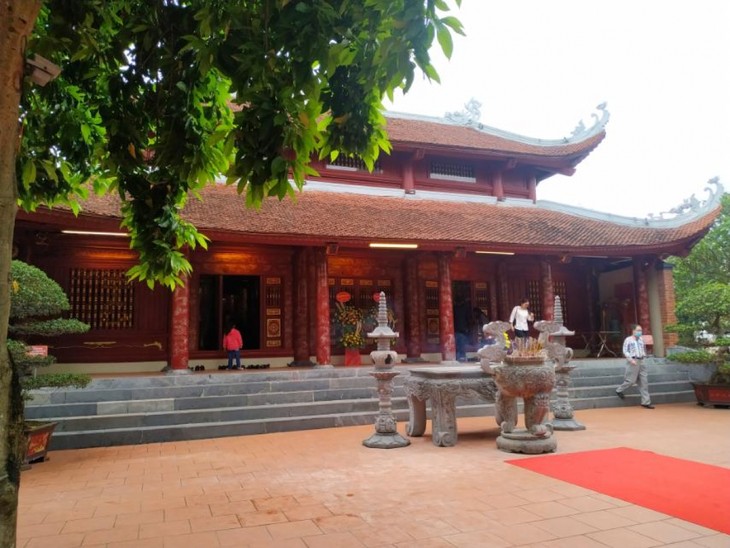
51, 184, 719, 256
385, 116, 606, 159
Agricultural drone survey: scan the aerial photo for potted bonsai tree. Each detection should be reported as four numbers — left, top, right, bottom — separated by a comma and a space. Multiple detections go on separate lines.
8, 260, 92, 463
665, 282, 730, 408
668, 343, 730, 408
666, 194, 730, 407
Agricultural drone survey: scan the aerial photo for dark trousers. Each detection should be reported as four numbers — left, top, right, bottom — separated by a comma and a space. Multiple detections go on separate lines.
455, 332, 469, 360
227, 349, 241, 368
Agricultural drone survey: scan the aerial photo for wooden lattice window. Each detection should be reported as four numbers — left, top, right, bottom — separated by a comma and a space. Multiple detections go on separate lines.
358, 280, 373, 309
429, 160, 476, 183
265, 277, 283, 348
424, 280, 440, 344
69, 268, 134, 329
474, 282, 489, 310
326, 155, 381, 172
328, 278, 337, 306
527, 280, 542, 321
264, 279, 282, 308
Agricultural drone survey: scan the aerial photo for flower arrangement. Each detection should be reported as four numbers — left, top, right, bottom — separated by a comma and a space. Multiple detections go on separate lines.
335, 303, 363, 325
341, 329, 366, 349
335, 302, 365, 348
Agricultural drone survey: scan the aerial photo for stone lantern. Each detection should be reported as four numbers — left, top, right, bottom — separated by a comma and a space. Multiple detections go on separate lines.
362, 292, 410, 449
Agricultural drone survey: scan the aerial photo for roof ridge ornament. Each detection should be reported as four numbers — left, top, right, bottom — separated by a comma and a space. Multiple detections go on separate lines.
444, 98, 483, 128
540, 177, 724, 228
647, 177, 723, 223
568, 102, 610, 142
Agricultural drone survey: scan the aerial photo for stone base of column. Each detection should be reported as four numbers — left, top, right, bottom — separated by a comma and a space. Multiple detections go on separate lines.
363, 432, 410, 449
314, 363, 334, 369
552, 418, 586, 431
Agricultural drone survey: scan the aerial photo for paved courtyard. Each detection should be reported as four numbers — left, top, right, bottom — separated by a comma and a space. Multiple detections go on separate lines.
17, 402, 730, 548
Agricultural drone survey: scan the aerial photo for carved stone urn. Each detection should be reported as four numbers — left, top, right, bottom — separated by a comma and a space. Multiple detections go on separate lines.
492, 327, 557, 454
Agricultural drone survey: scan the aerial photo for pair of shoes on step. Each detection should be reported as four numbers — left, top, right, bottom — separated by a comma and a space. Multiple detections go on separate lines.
245, 363, 270, 369
193, 365, 205, 372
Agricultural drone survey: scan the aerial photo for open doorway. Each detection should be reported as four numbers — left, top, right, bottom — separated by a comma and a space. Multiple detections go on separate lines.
222, 276, 260, 350
198, 275, 261, 351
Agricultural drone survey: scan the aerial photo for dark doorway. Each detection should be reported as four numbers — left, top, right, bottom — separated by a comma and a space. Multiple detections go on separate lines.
198, 275, 261, 351
222, 276, 260, 351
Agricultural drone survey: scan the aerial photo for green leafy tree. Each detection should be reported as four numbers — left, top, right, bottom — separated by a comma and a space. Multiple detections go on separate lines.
1, 0, 463, 543
670, 194, 730, 342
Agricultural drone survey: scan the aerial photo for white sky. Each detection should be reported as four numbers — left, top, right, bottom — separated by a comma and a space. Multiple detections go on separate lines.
387, 0, 730, 218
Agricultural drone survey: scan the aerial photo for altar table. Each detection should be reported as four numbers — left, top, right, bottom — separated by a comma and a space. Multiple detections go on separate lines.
403, 365, 498, 447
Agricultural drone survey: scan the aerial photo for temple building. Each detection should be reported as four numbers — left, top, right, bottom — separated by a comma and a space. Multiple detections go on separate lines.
13, 104, 723, 373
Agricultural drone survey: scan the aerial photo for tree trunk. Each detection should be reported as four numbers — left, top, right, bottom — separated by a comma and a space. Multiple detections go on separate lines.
1, 3, 42, 546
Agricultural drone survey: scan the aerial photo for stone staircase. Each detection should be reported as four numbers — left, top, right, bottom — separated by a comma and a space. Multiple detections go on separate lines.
25, 358, 696, 450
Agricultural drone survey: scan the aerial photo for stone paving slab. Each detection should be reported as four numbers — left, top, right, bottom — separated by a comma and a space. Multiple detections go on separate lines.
17, 403, 730, 547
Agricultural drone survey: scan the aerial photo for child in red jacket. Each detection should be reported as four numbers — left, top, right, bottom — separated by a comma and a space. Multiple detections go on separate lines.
223, 324, 243, 370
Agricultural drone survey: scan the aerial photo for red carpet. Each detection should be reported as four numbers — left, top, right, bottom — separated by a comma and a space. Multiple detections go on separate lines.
507, 447, 730, 535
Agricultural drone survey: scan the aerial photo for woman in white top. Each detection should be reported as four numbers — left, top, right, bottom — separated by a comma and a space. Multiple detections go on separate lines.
509, 299, 534, 340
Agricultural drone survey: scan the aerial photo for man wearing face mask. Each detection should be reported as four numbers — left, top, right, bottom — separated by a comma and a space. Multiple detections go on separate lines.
616, 324, 654, 408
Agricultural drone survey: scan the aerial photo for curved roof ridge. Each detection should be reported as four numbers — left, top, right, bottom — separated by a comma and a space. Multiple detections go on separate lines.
386, 102, 610, 147
538, 177, 724, 228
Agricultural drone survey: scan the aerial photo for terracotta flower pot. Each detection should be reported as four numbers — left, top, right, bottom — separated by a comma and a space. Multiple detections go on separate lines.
24, 421, 58, 464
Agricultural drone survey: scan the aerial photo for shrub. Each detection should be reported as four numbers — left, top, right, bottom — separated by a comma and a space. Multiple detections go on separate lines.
22, 373, 92, 391
712, 363, 730, 385
667, 350, 716, 364
8, 260, 92, 395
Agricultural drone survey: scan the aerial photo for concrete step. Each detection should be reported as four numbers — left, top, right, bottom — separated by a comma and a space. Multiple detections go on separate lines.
32, 373, 394, 405
25, 386, 387, 419
571, 380, 693, 399
50, 397, 411, 432
49, 409, 414, 449
30, 359, 697, 451
572, 389, 697, 411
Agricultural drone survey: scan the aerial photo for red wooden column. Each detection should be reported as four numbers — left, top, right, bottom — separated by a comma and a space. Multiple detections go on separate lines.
492, 172, 505, 201
391, 263, 406, 352
404, 254, 422, 358
306, 247, 317, 358
168, 275, 190, 372
403, 158, 415, 194
293, 247, 310, 364
585, 266, 598, 331
438, 253, 456, 361
497, 260, 510, 322
314, 247, 332, 366
540, 259, 554, 321
633, 257, 651, 332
